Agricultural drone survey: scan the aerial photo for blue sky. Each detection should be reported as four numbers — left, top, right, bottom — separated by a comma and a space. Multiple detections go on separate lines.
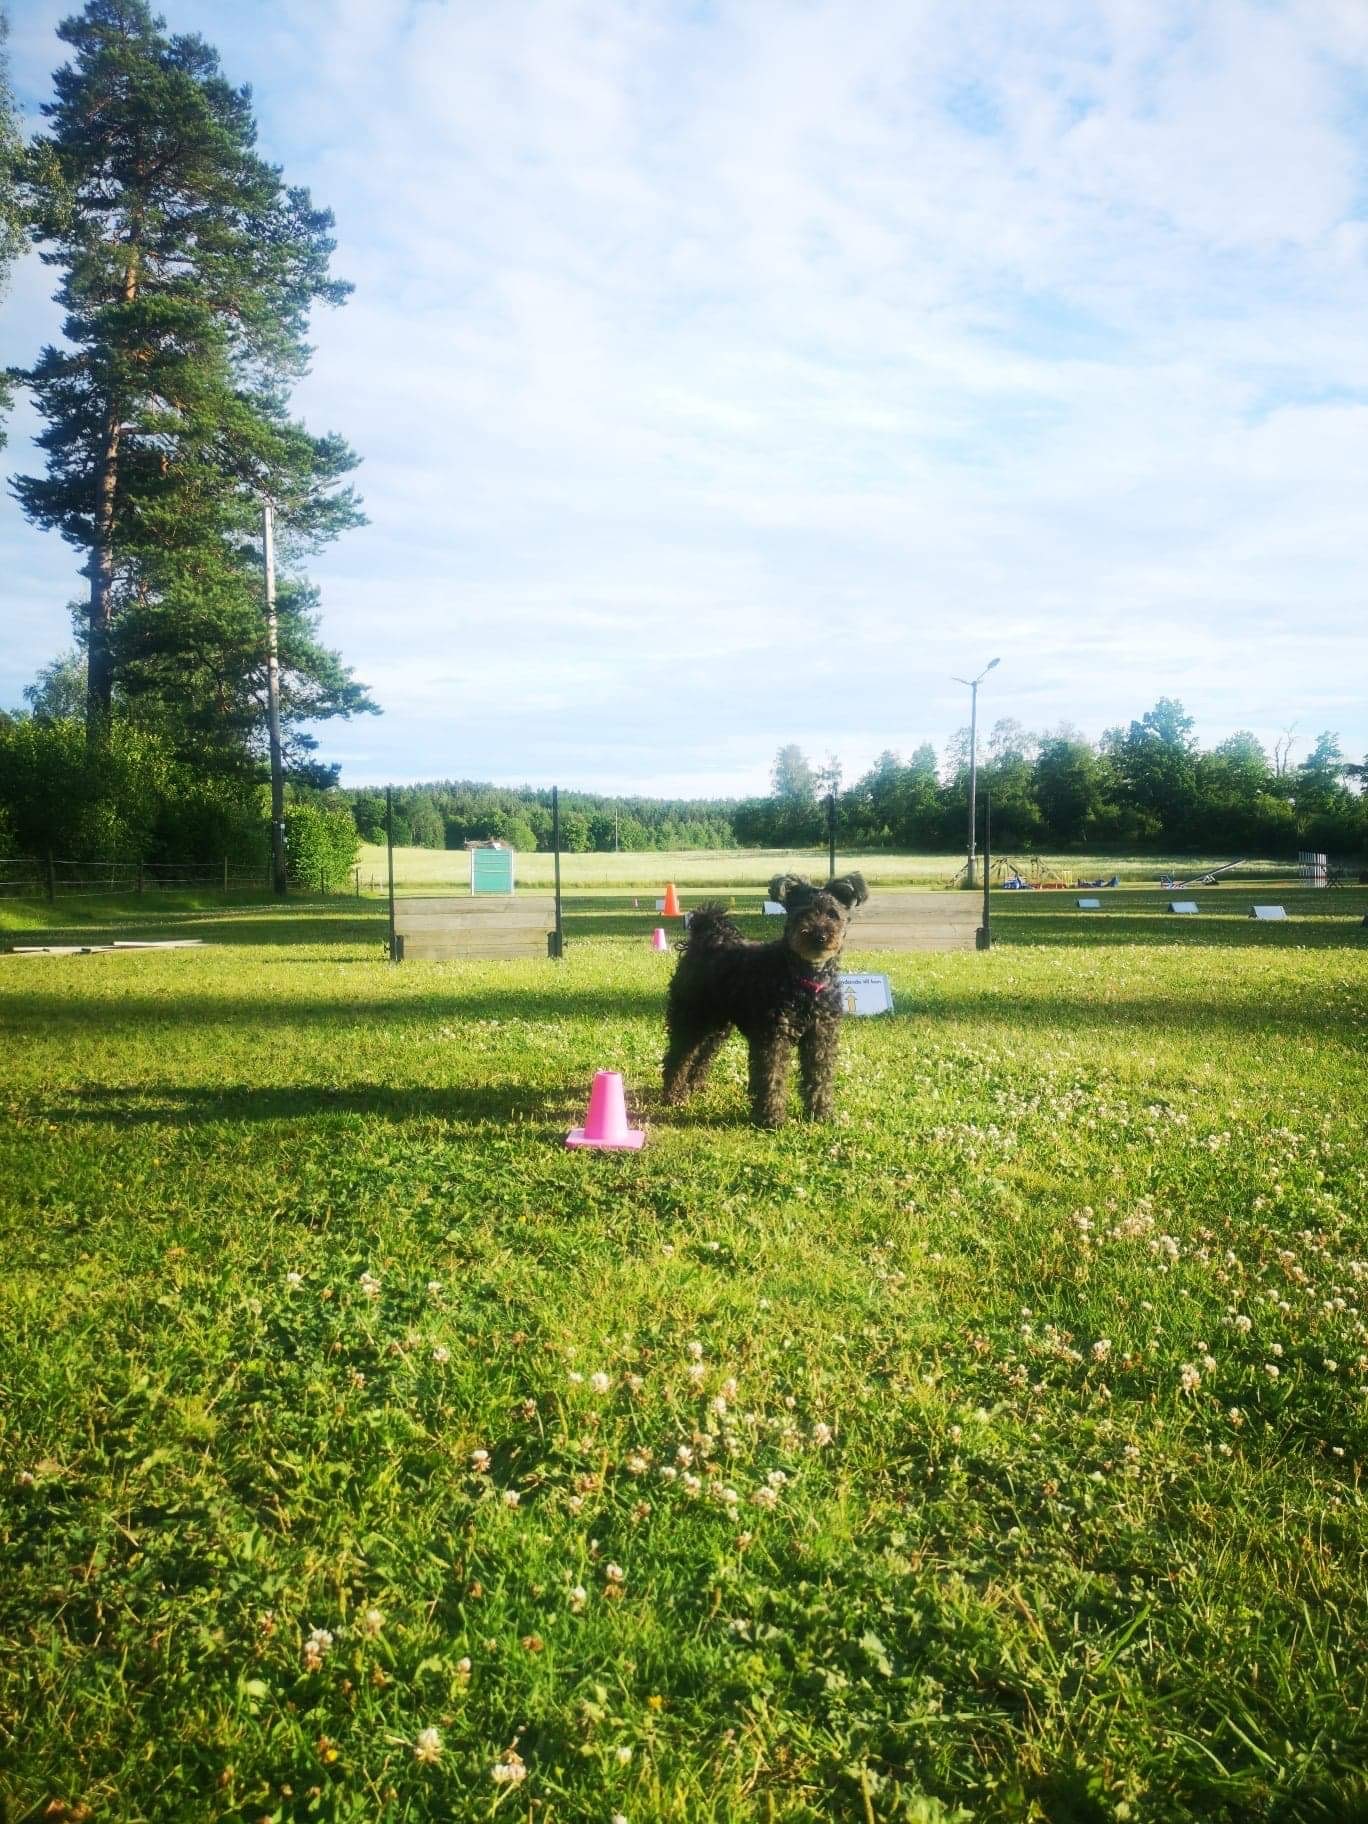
4, 0, 1367, 796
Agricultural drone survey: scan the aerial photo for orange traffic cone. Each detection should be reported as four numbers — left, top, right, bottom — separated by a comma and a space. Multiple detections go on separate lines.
662, 882, 681, 917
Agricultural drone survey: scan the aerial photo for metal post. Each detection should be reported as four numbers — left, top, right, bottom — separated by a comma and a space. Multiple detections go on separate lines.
827, 791, 837, 881
977, 788, 992, 950
966, 678, 979, 892
263, 499, 287, 898
386, 785, 397, 962
550, 786, 564, 958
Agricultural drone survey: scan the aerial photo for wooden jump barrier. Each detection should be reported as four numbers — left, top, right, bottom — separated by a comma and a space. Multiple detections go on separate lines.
391, 895, 557, 962
846, 892, 983, 953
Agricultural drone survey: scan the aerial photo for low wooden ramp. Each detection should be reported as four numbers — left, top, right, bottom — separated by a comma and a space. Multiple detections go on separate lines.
393, 895, 556, 961
847, 892, 982, 953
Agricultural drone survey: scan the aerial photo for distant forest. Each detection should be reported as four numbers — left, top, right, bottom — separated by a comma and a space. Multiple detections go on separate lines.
342, 699, 1367, 858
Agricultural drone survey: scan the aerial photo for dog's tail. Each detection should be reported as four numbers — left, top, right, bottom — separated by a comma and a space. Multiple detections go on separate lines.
679, 900, 744, 953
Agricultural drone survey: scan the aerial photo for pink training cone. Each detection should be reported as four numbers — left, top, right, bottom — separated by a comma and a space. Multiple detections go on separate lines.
651, 927, 668, 951
566, 1071, 646, 1151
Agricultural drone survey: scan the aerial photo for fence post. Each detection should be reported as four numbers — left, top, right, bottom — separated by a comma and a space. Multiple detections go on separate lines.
46, 852, 56, 903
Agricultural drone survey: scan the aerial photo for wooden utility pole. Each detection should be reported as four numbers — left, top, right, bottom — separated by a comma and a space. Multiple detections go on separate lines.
263, 499, 287, 897
827, 791, 837, 881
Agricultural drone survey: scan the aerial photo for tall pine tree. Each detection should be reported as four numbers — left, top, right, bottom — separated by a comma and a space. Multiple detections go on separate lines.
12, 0, 365, 737
0, 6, 25, 446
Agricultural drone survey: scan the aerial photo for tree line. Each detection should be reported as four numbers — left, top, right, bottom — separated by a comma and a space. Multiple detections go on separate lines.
753, 703, 1365, 858
344, 782, 738, 855
341, 702, 1365, 860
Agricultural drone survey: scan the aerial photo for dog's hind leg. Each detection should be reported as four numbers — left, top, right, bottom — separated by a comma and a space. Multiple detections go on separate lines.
798, 1019, 840, 1120
747, 1032, 792, 1129
663, 1016, 731, 1104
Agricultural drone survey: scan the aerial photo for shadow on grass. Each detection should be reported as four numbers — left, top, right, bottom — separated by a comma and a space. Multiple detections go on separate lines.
40, 1080, 569, 1129
989, 911, 1368, 949
0, 980, 666, 1032
35, 1077, 749, 1134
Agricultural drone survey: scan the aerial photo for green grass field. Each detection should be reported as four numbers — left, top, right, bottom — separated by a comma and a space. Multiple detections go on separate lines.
354, 844, 1308, 894
2, 876, 1366, 1822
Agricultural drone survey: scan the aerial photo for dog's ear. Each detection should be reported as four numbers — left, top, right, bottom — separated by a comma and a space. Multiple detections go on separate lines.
768, 873, 811, 907
824, 872, 869, 910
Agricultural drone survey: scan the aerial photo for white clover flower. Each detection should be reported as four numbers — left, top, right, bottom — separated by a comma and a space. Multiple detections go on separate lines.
456, 1655, 472, 1676
1201, 1354, 1217, 1374
615, 1744, 633, 1765
682, 1473, 702, 1496
720, 1377, 738, 1400
414, 1726, 443, 1765
1179, 1363, 1201, 1394
710, 1396, 728, 1418
1270, 1343, 1284, 1357
470, 1448, 490, 1472
567, 1371, 584, 1385
623, 1373, 644, 1393
604, 1562, 624, 1583
432, 1346, 450, 1364
359, 1271, 382, 1298
302, 1626, 334, 1670
426, 1279, 443, 1295
360, 1607, 385, 1637
686, 1341, 704, 1361
765, 1469, 788, 1489
491, 1753, 527, 1785
658, 1465, 678, 1482
686, 1362, 706, 1384
1265, 1364, 1280, 1379
569, 1585, 588, 1612
588, 1371, 610, 1395
1092, 1339, 1112, 1362
502, 1489, 521, 1508
625, 1453, 649, 1476
285, 1270, 304, 1288
811, 1422, 833, 1448
751, 1486, 779, 1509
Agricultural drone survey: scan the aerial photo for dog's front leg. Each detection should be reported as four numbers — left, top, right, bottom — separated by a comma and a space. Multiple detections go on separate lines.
799, 1018, 840, 1120
747, 1032, 792, 1128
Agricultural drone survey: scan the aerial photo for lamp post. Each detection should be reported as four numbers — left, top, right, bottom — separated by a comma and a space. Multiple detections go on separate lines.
952, 657, 999, 890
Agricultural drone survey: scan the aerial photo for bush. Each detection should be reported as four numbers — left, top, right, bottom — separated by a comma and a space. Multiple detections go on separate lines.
284, 800, 360, 892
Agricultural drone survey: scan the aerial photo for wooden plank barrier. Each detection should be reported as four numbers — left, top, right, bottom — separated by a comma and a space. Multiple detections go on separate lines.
393, 894, 556, 961
846, 892, 982, 954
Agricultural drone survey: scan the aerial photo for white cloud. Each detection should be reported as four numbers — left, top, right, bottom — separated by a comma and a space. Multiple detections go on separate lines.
3, 0, 1367, 792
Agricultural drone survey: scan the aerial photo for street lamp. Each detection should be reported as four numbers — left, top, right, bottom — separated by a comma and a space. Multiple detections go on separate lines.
951, 657, 999, 890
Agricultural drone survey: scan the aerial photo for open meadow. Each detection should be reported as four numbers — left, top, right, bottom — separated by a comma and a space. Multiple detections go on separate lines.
354, 845, 1306, 895
2, 875, 1367, 1822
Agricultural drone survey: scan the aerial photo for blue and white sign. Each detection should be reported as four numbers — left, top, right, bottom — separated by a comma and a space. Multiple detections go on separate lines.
763, 899, 786, 915
837, 972, 894, 1016
1167, 901, 1200, 915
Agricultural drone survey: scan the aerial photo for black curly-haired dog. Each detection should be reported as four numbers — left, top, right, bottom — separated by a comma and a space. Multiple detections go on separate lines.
662, 871, 869, 1128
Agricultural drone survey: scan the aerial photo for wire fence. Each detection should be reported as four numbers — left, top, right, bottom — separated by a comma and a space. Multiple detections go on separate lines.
0, 856, 270, 900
